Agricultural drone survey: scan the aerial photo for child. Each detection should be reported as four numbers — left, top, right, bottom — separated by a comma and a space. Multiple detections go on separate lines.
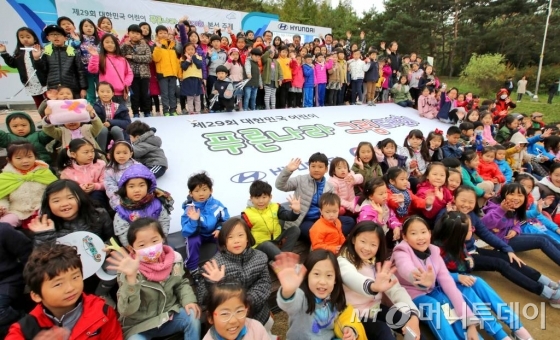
314, 53, 333, 107
197, 218, 272, 328
180, 43, 204, 114
392, 216, 480, 339
225, 48, 244, 111
437, 86, 464, 124
357, 178, 402, 242
243, 48, 263, 111
482, 183, 560, 266
352, 142, 383, 193
432, 212, 535, 340
391, 75, 413, 107
126, 120, 168, 178
276, 154, 355, 242
302, 54, 315, 108
477, 146, 506, 190
206, 35, 228, 109
261, 47, 283, 110
120, 24, 153, 118
78, 18, 99, 104
42, 86, 103, 150
0, 27, 46, 108
417, 87, 438, 119
416, 162, 453, 220
289, 52, 304, 108
93, 82, 130, 150
212, 65, 235, 112
338, 221, 420, 340
496, 114, 519, 144
58, 139, 107, 205
274, 250, 366, 340
347, 50, 370, 105
35, 25, 87, 98
376, 138, 408, 173
532, 112, 545, 129
87, 34, 132, 104
480, 111, 498, 146
0, 142, 57, 228
466, 109, 480, 123
535, 163, 560, 225
494, 145, 513, 183
310, 193, 346, 254
386, 167, 435, 223
460, 149, 494, 202
363, 50, 379, 106
459, 122, 475, 146
447, 168, 463, 193
441, 126, 463, 159
493, 88, 516, 124
104, 141, 140, 209
381, 58, 392, 103
98, 16, 118, 38
328, 157, 363, 215
153, 25, 181, 116
505, 133, 533, 175
181, 172, 230, 275
241, 180, 301, 262
114, 164, 172, 246
106, 218, 201, 339
6, 243, 122, 339
0, 112, 53, 165
398, 130, 431, 185
426, 130, 444, 162
202, 279, 269, 339
0, 223, 32, 336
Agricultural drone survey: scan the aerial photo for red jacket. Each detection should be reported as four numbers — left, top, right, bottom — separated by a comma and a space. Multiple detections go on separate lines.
477, 159, 506, 183
6, 294, 122, 340
415, 182, 453, 219
387, 188, 426, 222
493, 88, 516, 123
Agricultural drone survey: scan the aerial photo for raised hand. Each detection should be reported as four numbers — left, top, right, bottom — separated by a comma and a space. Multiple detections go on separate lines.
186, 205, 200, 220
286, 158, 302, 172
354, 156, 364, 170
202, 259, 225, 282
500, 198, 515, 212
542, 128, 553, 138
31, 44, 42, 60
106, 247, 140, 282
87, 45, 98, 56
360, 31, 365, 39
434, 187, 443, 201
425, 191, 435, 206
544, 195, 555, 207
392, 193, 405, 204
371, 201, 384, 215
273, 252, 306, 298
287, 195, 301, 214
29, 215, 55, 233
0, 44, 6, 53
369, 261, 397, 293
412, 265, 435, 287
344, 174, 355, 184
346, 31, 352, 39
446, 202, 457, 212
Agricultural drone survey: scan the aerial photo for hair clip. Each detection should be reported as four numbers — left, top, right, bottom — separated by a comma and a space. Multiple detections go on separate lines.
434, 129, 444, 135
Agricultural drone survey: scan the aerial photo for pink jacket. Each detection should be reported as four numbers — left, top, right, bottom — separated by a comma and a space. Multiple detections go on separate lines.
417, 94, 438, 119
392, 241, 474, 318
88, 54, 133, 95
382, 65, 392, 89
202, 318, 268, 340
291, 61, 304, 88
314, 59, 333, 85
357, 200, 401, 232
415, 182, 453, 219
328, 172, 363, 212
60, 160, 106, 191
482, 124, 497, 145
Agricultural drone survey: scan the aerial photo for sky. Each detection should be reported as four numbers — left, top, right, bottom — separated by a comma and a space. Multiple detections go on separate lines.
331, 0, 385, 15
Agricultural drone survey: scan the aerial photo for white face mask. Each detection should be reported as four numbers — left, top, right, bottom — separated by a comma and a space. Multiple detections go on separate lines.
500, 94, 507, 100
136, 242, 163, 263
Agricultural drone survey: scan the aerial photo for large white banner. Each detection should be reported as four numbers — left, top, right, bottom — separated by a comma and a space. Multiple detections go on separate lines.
149, 105, 449, 233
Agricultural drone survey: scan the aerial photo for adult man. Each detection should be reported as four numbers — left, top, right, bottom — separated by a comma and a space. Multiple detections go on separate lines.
263, 30, 273, 46
387, 41, 401, 84
292, 34, 302, 52
323, 33, 334, 53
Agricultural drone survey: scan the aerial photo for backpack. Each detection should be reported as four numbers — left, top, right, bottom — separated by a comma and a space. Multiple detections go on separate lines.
17, 304, 110, 340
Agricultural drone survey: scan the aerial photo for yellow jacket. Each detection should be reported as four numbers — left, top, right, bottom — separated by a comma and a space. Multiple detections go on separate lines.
152, 39, 181, 78
181, 55, 203, 80
277, 56, 292, 81
333, 305, 367, 339
242, 203, 282, 247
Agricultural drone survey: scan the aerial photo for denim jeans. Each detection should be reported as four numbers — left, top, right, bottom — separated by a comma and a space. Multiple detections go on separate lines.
351, 79, 363, 104
396, 100, 413, 107
508, 233, 560, 266
158, 76, 177, 113
256, 227, 301, 261
127, 308, 201, 340
243, 86, 258, 110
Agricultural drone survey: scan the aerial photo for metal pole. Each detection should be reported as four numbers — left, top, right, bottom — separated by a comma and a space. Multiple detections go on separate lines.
534, 0, 553, 100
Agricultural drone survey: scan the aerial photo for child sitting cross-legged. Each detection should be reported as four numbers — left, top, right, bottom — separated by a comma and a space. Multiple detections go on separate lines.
241, 180, 301, 263
309, 193, 346, 255
126, 120, 168, 178
6, 243, 123, 339
276, 153, 355, 243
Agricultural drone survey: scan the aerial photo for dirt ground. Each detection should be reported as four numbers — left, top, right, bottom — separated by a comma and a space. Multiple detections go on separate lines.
272, 249, 559, 339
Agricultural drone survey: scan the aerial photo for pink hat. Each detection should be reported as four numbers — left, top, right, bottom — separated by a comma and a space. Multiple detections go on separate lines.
229, 48, 240, 55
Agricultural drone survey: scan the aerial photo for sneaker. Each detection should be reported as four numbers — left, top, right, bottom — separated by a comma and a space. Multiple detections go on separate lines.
356, 101, 362, 105
512, 331, 534, 340
550, 280, 560, 289
367, 101, 373, 106
182, 109, 188, 115
143, 113, 151, 118
169, 111, 177, 116
163, 112, 170, 116
549, 289, 560, 308
133, 114, 140, 118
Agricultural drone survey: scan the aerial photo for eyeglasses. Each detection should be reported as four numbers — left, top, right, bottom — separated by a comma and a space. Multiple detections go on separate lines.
48, 33, 63, 37
214, 308, 247, 323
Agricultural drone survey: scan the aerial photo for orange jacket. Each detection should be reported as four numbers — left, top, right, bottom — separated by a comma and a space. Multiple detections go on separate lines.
310, 216, 345, 254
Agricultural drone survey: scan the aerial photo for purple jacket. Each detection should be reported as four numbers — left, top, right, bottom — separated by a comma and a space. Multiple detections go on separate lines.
357, 200, 401, 231
481, 200, 522, 242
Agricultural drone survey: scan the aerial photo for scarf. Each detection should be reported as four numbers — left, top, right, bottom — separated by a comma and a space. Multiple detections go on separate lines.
388, 184, 411, 218
312, 297, 336, 334
133, 245, 175, 282
115, 188, 174, 223
436, 244, 472, 274
0, 164, 57, 200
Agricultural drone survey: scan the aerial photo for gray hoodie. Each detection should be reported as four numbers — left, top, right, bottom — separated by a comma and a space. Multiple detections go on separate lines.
132, 130, 168, 168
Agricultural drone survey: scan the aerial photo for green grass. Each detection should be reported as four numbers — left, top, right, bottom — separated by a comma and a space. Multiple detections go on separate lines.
439, 76, 560, 123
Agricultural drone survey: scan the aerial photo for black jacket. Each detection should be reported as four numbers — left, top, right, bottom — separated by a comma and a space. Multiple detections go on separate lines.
364, 60, 379, 82
35, 45, 87, 92
1, 51, 47, 86
549, 83, 559, 95
0, 223, 32, 298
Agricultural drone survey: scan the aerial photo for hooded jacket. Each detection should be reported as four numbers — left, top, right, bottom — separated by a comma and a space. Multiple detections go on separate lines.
60, 159, 106, 190
35, 44, 87, 91
328, 172, 363, 212
131, 130, 168, 168
152, 38, 181, 78
314, 59, 333, 85
197, 248, 271, 325
181, 195, 229, 238
104, 158, 141, 209
506, 132, 534, 171
0, 112, 53, 164
261, 50, 283, 87
494, 88, 516, 118
302, 63, 315, 88
241, 202, 299, 247
113, 164, 171, 246
495, 158, 513, 183
481, 200, 522, 242
357, 199, 401, 233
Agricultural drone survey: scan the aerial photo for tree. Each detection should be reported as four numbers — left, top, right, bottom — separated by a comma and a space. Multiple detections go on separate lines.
460, 53, 507, 95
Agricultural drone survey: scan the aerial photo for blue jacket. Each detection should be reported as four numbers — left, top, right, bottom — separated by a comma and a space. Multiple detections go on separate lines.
441, 141, 463, 159
181, 195, 230, 238
527, 202, 559, 232
495, 159, 513, 183
437, 92, 453, 120
306, 177, 326, 220
436, 209, 513, 254
526, 135, 556, 161
302, 64, 315, 88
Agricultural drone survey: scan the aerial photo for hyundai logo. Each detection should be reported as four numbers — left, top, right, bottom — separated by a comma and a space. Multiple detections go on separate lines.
230, 171, 267, 183
278, 23, 288, 30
